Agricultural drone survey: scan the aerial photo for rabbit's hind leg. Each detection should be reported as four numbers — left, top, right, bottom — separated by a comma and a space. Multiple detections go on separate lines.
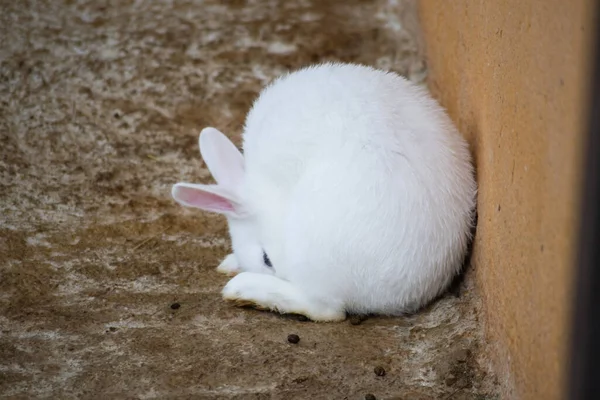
222, 272, 346, 322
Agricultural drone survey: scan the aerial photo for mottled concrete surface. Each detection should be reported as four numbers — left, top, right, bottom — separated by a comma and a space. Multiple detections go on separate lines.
0, 1, 498, 399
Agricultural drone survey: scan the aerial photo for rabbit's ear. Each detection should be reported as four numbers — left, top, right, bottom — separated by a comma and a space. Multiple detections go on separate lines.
171, 182, 243, 216
199, 127, 244, 189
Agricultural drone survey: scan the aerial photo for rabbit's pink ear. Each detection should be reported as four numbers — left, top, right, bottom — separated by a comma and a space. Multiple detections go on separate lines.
199, 127, 244, 189
171, 183, 242, 216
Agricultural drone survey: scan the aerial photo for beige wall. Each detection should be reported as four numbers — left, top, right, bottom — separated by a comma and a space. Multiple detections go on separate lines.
418, 1, 595, 399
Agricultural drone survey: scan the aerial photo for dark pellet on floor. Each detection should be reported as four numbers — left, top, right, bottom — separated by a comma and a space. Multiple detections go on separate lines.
287, 334, 300, 344
374, 366, 386, 377
445, 374, 457, 387
365, 394, 377, 400
170, 302, 181, 310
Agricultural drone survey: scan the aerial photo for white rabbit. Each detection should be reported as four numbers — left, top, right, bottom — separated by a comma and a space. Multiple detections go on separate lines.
172, 62, 477, 322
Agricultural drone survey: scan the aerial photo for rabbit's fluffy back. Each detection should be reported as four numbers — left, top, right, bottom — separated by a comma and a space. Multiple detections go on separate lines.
238, 63, 476, 314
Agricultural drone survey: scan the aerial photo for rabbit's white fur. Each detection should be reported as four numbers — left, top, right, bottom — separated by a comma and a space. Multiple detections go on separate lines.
172, 63, 477, 321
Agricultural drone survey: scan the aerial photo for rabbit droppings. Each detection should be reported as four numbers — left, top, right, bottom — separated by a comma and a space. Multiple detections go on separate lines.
172, 63, 477, 322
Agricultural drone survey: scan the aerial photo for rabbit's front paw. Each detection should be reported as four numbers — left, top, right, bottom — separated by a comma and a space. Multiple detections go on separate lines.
216, 253, 241, 276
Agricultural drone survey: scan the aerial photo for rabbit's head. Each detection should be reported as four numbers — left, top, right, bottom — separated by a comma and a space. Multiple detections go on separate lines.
171, 127, 275, 275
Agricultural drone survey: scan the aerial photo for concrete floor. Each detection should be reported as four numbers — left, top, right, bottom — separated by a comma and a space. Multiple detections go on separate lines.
0, 1, 498, 399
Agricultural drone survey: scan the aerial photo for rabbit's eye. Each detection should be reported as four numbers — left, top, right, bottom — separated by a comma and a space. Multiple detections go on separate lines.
262, 251, 273, 268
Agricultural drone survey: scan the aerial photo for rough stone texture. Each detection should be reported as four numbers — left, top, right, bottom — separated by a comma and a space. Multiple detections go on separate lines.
0, 1, 497, 399
418, 1, 596, 399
